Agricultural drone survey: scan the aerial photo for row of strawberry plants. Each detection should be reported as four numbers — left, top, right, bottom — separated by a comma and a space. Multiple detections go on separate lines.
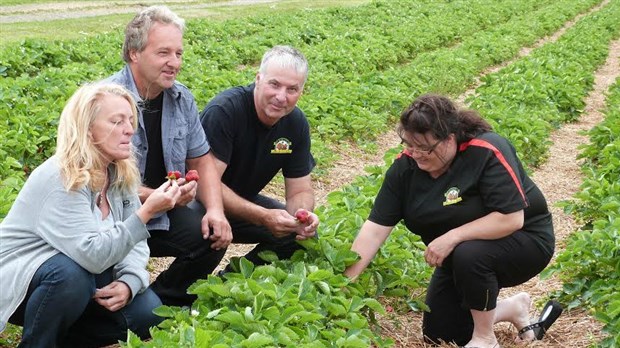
0, 0, 601, 219
468, 0, 620, 169
307, 0, 620, 302
0, 0, 574, 177
0, 0, 558, 79
312, 0, 620, 339
542, 79, 620, 347
318, 0, 603, 145
127, 3, 620, 345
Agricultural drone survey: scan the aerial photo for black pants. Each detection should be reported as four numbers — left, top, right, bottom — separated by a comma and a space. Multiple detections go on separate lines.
147, 205, 226, 307
422, 230, 553, 346
225, 195, 303, 267
149, 196, 303, 306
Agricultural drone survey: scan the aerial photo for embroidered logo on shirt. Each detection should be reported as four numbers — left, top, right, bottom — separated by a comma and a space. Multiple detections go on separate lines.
271, 138, 293, 154
443, 187, 463, 206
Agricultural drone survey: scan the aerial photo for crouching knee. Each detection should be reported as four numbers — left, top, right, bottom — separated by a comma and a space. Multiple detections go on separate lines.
43, 254, 96, 306
125, 288, 164, 339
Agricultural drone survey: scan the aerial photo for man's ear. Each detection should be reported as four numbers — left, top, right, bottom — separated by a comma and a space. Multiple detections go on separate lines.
129, 49, 139, 63
255, 72, 261, 83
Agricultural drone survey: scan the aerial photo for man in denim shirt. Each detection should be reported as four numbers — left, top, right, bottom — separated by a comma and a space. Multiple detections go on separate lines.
106, 5, 232, 306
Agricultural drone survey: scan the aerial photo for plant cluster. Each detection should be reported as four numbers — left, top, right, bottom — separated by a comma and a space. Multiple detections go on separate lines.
468, 0, 620, 168
1, 0, 619, 347
542, 79, 620, 347
0, 0, 601, 217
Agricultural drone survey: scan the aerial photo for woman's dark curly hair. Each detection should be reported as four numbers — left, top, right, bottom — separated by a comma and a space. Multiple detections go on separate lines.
398, 94, 492, 144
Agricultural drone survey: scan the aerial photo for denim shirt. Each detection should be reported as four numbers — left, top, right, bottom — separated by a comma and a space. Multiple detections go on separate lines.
106, 65, 210, 231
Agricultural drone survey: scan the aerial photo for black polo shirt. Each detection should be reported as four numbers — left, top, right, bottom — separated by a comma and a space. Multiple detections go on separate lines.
369, 132, 554, 255
200, 84, 315, 199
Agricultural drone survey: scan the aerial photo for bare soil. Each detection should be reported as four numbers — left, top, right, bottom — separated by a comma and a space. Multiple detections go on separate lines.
0, 0, 279, 23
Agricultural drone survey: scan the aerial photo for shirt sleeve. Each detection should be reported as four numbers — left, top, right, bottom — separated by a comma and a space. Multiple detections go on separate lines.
114, 239, 150, 299
200, 104, 235, 164
185, 96, 211, 159
368, 161, 404, 227
36, 187, 150, 275
474, 136, 529, 213
113, 193, 151, 299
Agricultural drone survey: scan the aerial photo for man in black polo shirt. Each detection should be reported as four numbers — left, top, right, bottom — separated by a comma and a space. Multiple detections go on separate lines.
199, 45, 319, 268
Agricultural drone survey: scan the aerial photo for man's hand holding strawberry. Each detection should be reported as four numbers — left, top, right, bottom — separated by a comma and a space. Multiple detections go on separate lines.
255, 208, 319, 240
293, 208, 319, 240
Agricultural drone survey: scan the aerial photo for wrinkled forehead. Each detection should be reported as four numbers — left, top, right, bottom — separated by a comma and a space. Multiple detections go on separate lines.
260, 64, 306, 88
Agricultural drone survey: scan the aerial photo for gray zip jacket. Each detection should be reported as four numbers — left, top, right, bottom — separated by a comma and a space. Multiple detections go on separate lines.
0, 156, 151, 332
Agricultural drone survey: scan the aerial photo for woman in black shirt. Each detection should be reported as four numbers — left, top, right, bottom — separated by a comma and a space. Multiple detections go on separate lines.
344, 94, 558, 347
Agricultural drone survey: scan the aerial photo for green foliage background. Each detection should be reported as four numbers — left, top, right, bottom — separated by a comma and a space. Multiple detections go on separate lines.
1, 0, 620, 346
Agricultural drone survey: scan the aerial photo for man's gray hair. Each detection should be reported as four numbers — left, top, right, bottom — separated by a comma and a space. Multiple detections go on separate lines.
259, 45, 309, 85
122, 5, 185, 63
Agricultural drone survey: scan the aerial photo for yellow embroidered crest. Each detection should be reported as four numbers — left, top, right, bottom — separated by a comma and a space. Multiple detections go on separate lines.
271, 138, 293, 154
443, 186, 463, 206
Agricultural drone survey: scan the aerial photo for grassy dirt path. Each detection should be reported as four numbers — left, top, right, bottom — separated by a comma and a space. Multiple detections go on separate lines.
0, 0, 278, 23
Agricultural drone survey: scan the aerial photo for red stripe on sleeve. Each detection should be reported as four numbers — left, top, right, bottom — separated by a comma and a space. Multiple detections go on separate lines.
397, 149, 413, 159
459, 139, 527, 203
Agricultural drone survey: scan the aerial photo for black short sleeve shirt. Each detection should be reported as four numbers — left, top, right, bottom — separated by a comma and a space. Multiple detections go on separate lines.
369, 132, 554, 254
199, 84, 315, 199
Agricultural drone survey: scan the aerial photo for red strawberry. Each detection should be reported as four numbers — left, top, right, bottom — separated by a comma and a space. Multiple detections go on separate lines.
185, 169, 200, 182
295, 210, 310, 224
166, 170, 182, 181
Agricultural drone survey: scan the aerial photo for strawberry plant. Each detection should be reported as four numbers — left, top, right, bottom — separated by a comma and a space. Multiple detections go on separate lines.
542, 80, 620, 347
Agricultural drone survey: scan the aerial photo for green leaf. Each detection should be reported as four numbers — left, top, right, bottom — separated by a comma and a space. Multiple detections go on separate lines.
241, 332, 273, 348
215, 311, 244, 325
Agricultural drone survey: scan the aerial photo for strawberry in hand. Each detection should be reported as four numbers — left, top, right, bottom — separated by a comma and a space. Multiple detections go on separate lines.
185, 169, 200, 182
295, 209, 310, 224
166, 170, 182, 181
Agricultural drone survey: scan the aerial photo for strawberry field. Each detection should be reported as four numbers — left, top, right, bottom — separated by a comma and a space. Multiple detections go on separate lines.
1, 0, 619, 347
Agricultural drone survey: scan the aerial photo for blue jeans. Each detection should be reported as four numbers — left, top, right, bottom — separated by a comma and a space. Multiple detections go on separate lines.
9, 253, 162, 348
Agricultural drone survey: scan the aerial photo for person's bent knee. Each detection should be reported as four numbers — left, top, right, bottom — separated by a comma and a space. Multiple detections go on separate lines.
56, 257, 95, 296
41, 254, 96, 306
126, 289, 164, 339
451, 241, 484, 269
